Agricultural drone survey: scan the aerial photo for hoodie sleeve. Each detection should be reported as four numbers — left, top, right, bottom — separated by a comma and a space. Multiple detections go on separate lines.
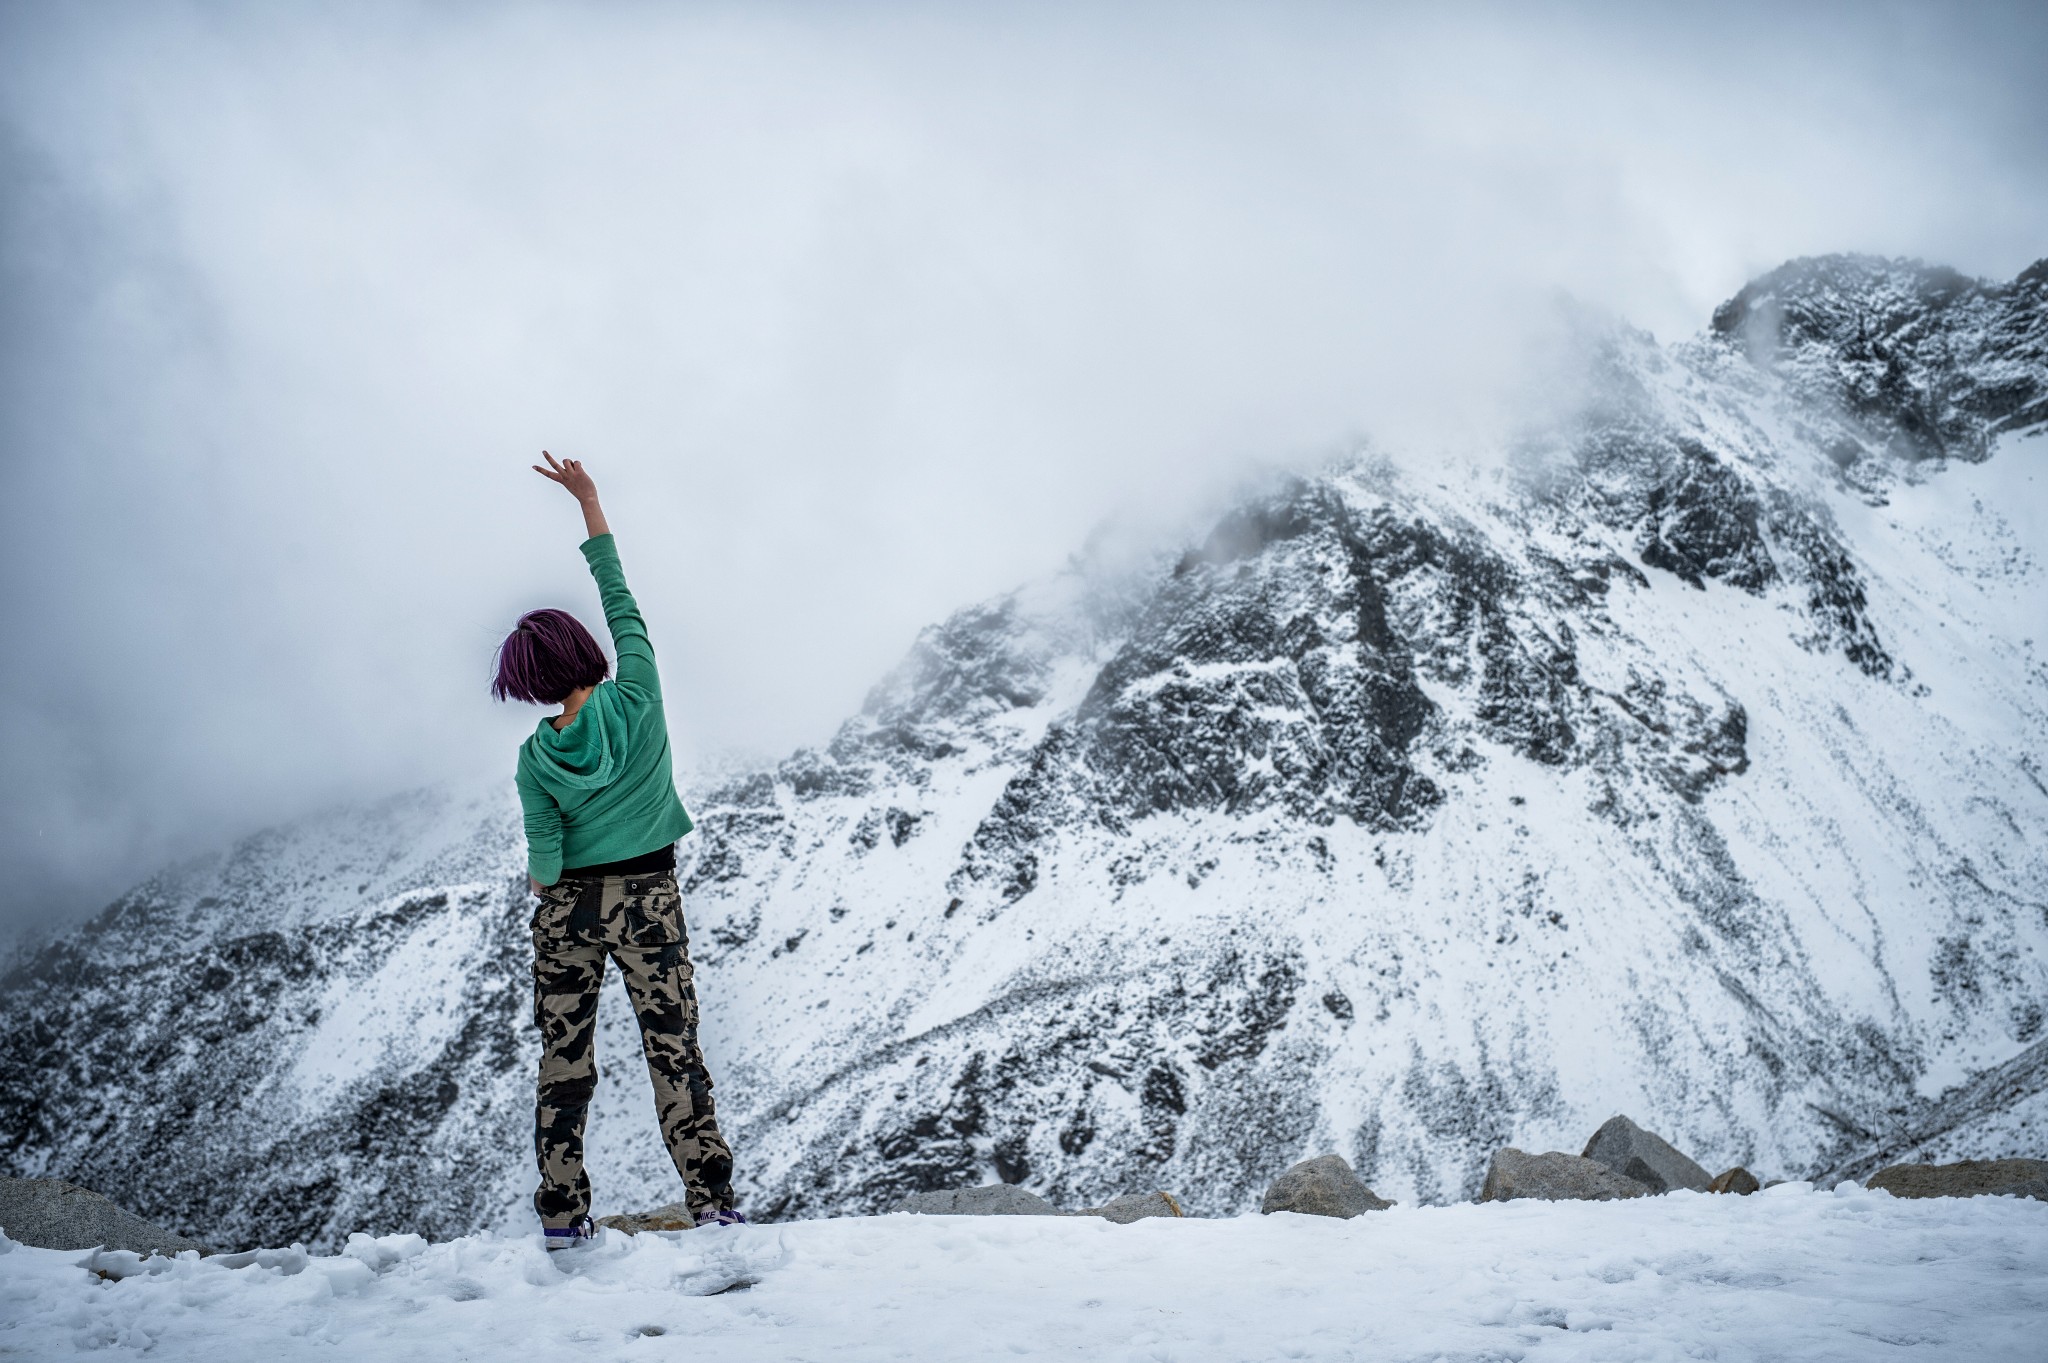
516, 761, 565, 886
580, 533, 660, 703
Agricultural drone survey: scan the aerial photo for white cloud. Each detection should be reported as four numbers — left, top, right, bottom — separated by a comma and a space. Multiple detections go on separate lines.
2, 0, 2044, 931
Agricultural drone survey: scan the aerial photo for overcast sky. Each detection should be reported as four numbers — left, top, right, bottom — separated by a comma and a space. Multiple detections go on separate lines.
2, 0, 2044, 937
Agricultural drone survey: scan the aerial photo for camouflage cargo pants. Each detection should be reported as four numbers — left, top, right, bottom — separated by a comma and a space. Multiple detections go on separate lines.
531, 872, 734, 1228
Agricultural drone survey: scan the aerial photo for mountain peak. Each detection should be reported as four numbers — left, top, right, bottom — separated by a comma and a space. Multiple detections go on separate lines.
1709, 253, 2047, 461
4, 254, 2044, 1248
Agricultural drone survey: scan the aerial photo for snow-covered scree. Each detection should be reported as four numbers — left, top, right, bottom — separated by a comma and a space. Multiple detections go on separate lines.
2, 254, 2045, 1250
3, 1187, 2045, 1363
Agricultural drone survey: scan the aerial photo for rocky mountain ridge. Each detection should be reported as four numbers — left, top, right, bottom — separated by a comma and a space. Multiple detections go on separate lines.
3, 254, 2043, 1250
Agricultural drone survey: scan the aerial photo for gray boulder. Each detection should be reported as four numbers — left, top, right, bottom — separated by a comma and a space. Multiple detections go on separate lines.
893, 1183, 1058, 1216
1581, 1115, 1712, 1193
1866, 1158, 2047, 1201
0, 1178, 208, 1255
1708, 1166, 1761, 1195
1259, 1154, 1395, 1218
1480, 1148, 1650, 1202
1077, 1191, 1187, 1223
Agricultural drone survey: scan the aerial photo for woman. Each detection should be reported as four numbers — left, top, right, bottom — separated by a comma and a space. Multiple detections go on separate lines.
496, 452, 741, 1248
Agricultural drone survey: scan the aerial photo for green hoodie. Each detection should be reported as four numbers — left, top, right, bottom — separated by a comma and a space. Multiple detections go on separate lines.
515, 534, 694, 885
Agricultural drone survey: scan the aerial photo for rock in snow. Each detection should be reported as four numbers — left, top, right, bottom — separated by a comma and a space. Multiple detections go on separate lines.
1079, 1190, 1187, 1222
1480, 1149, 1650, 1202
1259, 1153, 1394, 1217
1581, 1114, 1714, 1193
1866, 1158, 2048, 1201
894, 1184, 1059, 1216
0, 1178, 207, 1256
1709, 1166, 1762, 1195
1, 253, 2045, 1250
597, 1201, 695, 1234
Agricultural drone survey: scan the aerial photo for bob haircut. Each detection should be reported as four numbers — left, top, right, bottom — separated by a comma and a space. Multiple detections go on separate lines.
493, 609, 610, 705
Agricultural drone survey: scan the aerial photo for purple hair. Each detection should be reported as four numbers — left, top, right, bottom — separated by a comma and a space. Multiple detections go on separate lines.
492, 609, 610, 704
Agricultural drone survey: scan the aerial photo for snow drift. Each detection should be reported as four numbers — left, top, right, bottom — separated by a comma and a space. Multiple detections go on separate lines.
4, 1186, 2046, 1362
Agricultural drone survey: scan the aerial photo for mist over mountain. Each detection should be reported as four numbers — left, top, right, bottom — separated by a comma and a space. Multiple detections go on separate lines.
2, 254, 2042, 1250
7, 1, 2048, 944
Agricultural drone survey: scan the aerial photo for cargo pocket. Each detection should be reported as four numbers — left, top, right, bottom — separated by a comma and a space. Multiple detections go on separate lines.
620, 875, 683, 947
531, 881, 579, 951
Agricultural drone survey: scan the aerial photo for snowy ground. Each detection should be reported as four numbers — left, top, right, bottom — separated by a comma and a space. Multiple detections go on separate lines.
4, 1185, 2044, 1362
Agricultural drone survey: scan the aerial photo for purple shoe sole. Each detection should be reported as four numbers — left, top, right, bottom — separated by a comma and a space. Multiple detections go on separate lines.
544, 1214, 599, 1249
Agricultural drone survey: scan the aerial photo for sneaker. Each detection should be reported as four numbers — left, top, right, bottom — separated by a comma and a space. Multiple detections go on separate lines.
695, 1208, 748, 1229
543, 1215, 600, 1250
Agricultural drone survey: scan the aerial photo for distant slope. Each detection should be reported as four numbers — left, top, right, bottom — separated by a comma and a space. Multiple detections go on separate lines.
1822, 1036, 2048, 1184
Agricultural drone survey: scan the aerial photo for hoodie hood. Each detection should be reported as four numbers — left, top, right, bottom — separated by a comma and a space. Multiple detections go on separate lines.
524, 680, 627, 791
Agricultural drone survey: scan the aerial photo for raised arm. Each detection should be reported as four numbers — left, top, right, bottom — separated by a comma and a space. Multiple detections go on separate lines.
533, 452, 659, 701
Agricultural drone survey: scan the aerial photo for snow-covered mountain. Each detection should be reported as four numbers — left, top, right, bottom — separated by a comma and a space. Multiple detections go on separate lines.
4, 254, 2044, 1251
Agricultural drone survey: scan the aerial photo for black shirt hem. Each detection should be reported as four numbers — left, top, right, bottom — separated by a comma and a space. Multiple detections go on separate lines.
559, 844, 677, 879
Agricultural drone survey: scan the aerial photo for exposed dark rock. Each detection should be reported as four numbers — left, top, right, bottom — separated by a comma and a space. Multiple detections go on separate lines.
1708, 1167, 1761, 1195
1479, 1149, 1650, 1202
0, 1177, 209, 1255
1712, 254, 2048, 462
1865, 1158, 2047, 1201
1635, 441, 1778, 592
1259, 1153, 1394, 1218
1581, 1114, 1713, 1193
893, 1183, 1059, 1216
